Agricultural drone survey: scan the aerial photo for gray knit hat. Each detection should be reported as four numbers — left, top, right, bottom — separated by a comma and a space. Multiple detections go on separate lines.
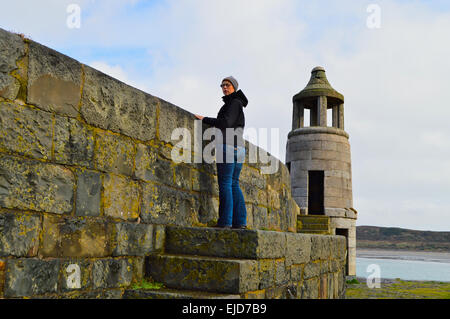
222, 76, 238, 90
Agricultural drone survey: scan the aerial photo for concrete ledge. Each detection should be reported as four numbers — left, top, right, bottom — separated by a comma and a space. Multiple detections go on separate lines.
165, 226, 286, 259
288, 127, 349, 139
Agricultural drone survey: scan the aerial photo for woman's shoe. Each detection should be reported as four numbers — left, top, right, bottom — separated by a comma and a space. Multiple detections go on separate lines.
232, 225, 247, 229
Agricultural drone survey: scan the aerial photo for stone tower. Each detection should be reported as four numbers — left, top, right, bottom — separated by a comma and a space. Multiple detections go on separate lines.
286, 66, 357, 276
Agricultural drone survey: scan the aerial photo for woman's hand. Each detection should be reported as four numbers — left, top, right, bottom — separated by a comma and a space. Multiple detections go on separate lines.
194, 114, 204, 120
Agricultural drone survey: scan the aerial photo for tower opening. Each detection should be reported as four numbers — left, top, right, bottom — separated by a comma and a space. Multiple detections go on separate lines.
308, 170, 324, 215
327, 108, 333, 127
336, 228, 349, 275
304, 108, 310, 127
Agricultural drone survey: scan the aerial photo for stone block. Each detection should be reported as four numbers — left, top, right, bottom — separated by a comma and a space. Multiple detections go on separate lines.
165, 226, 260, 258
94, 129, 136, 176
0, 211, 40, 257
112, 222, 153, 256
303, 261, 320, 280
4, 258, 59, 297
146, 254, 259, 294
320, 274, 328, 299
310, 235, 331, 260
40, 215, 109, 257
103, 173, 140, 221
286, 150, 311, 163
311, 150, 340, 161
325, 170, 351, 179
325, 187, 343, 198
321, 141, 337, 151
258, 259, 275, 289
158, 99, 195, 146
325, 176, 352, 190
345, 209, 357, 219
275, 259, 288, 286
247, 208, 269, 229
325, 207, 346, 217
256, 230, 286, 258
290, 264, 303, 282
81, 65, 157, 141
27, 40, 81, 117
153, 225, 165, 252
329, 259, 341, 273
130, 256, 145, 284
173, 163, 191, 190
196, 193, 219, 225
75, 169, 101, 217
288, 140, 322, 152
267, 209, 282, 231
292, 187, 307, 197
240, 180, 259, 205
265, 286, 287, 299
165, 226, 286, 259
300, 278, 319, 299
54, 116, 94, 167
0, 102, 53, 160
141, 183, 197, 225
324, 196, 346, 208
192, 169, 219, 196
135, 143, 175, 186
267, 188, 280, 209
60, 259, 91, 292
0, 155, 74, 214
335, 141, 350, 153
241, 165, 266, 190
0, 29, 26, 100
92, 258, 133, 289
285, 232, 311, 266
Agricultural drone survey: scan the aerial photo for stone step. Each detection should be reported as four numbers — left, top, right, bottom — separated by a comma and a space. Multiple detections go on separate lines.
164, 225, 286, 259
297, 215, 330, 225
145, 253, 259, 294
122, 288, 241, 299
297, 222, 330, 231
297, 229, 331, 235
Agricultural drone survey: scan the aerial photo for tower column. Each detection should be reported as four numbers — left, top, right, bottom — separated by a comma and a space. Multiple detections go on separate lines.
292, 101, 305, 130
292, 101, 299, 130
298, 103, 304, 128
318, 96, 327, 126
332, 105, 339, 128
338, 103, 344, 129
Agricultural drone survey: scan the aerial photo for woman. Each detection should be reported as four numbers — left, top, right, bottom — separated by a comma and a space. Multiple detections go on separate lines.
194, 76, 248, 229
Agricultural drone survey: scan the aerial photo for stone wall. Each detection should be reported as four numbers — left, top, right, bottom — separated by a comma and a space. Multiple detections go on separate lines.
0, 28, 347, 299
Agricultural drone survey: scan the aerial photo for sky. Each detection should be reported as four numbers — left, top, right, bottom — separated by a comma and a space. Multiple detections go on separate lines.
1, 0, 450, 231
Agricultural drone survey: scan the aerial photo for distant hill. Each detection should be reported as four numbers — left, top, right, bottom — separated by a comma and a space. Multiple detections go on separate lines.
356, 226, 450, 252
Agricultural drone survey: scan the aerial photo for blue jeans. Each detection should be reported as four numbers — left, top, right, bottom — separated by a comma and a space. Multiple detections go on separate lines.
216, 144, 247, 227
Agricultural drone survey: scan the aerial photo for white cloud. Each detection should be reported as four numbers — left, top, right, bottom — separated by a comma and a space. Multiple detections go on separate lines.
88, 61, 150, 92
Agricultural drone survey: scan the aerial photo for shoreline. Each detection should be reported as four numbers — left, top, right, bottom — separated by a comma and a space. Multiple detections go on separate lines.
356, 248, 450, 264
354, 277, 450, 284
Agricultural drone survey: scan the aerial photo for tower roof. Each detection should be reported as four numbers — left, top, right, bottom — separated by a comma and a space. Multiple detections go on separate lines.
293, 66, 344, 105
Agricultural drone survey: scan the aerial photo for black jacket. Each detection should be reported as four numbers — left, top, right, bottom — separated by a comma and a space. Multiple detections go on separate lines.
202, 89, 248, 147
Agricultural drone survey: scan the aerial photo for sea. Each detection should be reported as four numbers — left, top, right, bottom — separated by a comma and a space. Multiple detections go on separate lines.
356, 249, 450, 282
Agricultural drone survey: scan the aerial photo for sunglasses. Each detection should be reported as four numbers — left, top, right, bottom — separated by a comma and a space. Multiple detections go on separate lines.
220, 83, 232, 88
